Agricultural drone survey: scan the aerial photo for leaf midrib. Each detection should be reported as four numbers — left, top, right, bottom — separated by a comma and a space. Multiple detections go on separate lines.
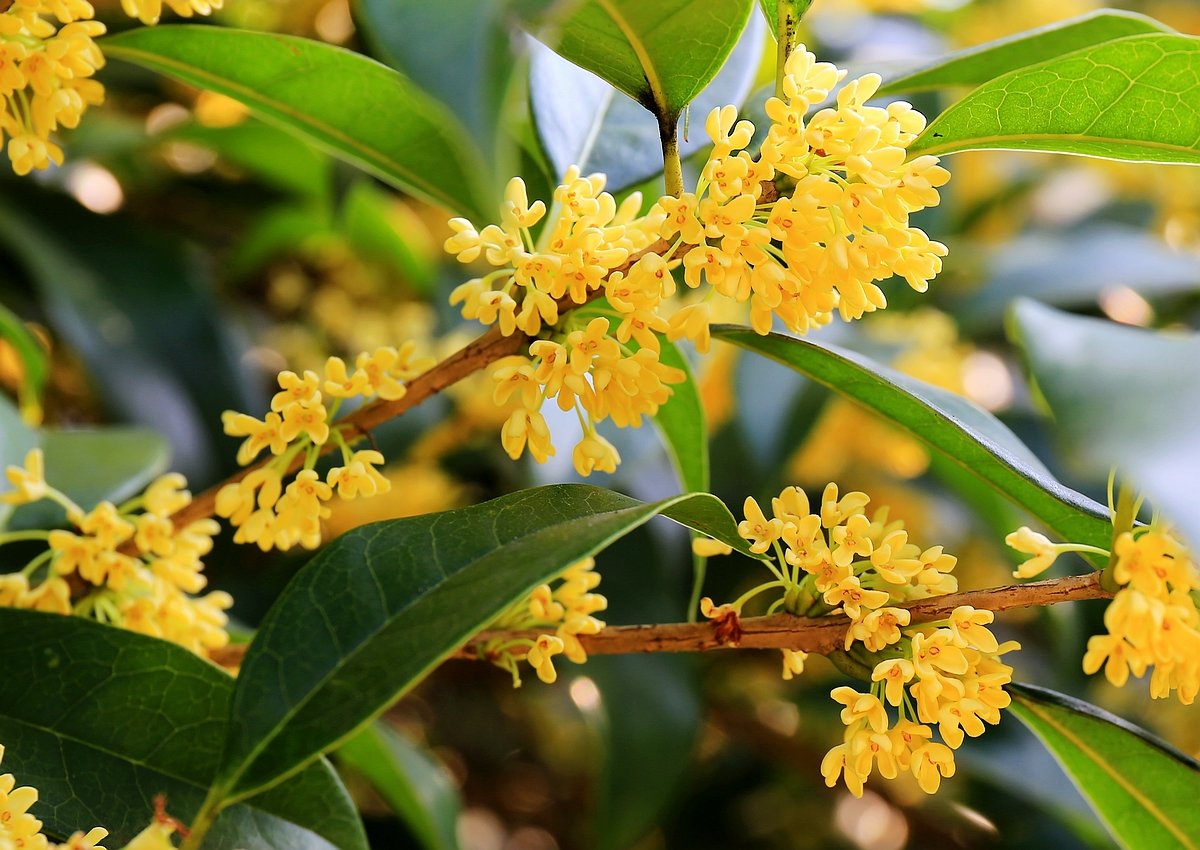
914, 132, 1200, 158
595, 0, 670, 116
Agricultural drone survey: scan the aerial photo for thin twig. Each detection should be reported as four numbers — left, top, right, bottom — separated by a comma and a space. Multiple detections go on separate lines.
207, 572, 1110, 668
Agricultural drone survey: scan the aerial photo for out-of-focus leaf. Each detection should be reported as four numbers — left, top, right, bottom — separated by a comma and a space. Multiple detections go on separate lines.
0, 395, 38, 530
538, 0, 753, 124
103, 26, 494, 219
529, 10, 764, 189
0, 609, 367, 850
1009, 299, 1200, 546
215, 485, 752, 801
653, 339, 708, 494
0, 302, 47, 425
1010, 683, 1200, 850
909, 34, 1200, 163
880, 10, 1171, 95
337, 724, 460, 850
166, 119, 332, 198
584, 655, 701, 850
712, 325, 1112, 549
341, 181, 435, 294
960, 225, 1200, 325
353, 0, 514, 173
229, 204, 333, 279
0, 194, 258, 480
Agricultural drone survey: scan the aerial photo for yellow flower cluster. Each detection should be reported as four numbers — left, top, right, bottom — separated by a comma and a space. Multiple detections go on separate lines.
216, 345, 432, 551
0, 744, 108, 850
1, 0, 222, 175
473, 557, 606, 687
0, 449, 230, 656
700, 484, 1018, 797
445, 47, 947, 475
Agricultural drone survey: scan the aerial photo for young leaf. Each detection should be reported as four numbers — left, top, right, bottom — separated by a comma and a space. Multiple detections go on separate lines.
879, 10, 1171, 96
1008, 299, 1200, 547
711, 325, 1112, 548
337, 724, 461, 850
908, 34, 1200, 164
214, 485, 750, 801
0, 609, 366, 850
1009, 683, 1200, 850
536, 0, 753, 123
102, 26, 494, 219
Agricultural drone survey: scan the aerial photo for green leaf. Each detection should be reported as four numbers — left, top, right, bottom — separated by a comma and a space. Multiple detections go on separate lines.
909, 34, 1200, 163
0, 395, 38, 530
1008, 300, 1200, 547
102, 26, 494, 219
341, 181, 436, 294
0, 609, 367, 850
879, 10, 1171, 96
166, 119, 332, 198
711, 325, 1112, 548
653, 339, 708, 494
337, 724, 461, 850
529, 11, 764, 189
959, 225, 1200, 327
215, 485, 751, 800
539, 0, 754, 122
1009, 682, 1200, 850
0, 302, 47, 426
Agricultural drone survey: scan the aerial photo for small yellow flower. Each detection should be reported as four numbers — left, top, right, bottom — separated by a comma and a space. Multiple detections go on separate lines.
1005, 526, 1061, 578
692, 537, 732, 558
526, 634, 564, 684
571, 429, 620, 477
1, 448, 47, 505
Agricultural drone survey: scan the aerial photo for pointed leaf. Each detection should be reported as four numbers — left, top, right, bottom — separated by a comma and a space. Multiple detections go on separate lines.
711, 324, 1111, 548
879, 10, 1171, 96
337, 724, 461, 850
539, 0, 754, 121
1010, 682, 1200, 850
1009, 299, 1200, 546
909, 34, 1200, 163
0, 609, 366, 850
102, 26, 493, 219
216, 484, 750, 800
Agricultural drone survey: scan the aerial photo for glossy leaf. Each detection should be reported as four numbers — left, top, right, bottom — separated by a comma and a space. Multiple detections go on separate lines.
1010, 683, 1200, 850
909, 34, 1200, 163
712, 325, 1112, 548
216, 485, 751, 800
337, 724, 461, 850
879, 10, 1171, 95
529, 10, 764, 189
540, 0, 753, 122
1009, 300, 1200, 546
0, 609, 366, 850
103, 26, 494, 219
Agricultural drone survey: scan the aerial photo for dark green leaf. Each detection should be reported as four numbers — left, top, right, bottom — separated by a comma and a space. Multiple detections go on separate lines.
337, 724, 461, 850
1008, 299, 1200, 546
879, 10, 1171, 96
712, 325, 1112, 548
539, 0, 753, 122
166, 119, 332, 198
102, 26, 494, 219
529, 11, 764, 189
0, 302, 47, 426
216, 485, 751, 800
909, 34, 1200, 163
0, 609, 366, 850
1010, 682, 1200, 850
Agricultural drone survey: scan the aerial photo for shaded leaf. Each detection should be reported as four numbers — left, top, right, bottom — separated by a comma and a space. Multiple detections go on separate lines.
341, 181, 436, 294
1010, 683, 1200, 850
880, 10, 1171, 95
166, 119, 332, 198
103, 26, 494, 219
653, 338, 708, 494
0, 609, 366, 850
1009, 299, 1200, 546
909, 34, 1200, 163
216, 485, 751, 800
712, 325, 1111, 548
337, 724, 461, 850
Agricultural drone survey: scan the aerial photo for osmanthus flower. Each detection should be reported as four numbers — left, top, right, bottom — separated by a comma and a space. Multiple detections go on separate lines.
0, 451, 233, 658
1013, 518, 1200, 703
470, 557, 607, 687
216, 345, 432, 552
0, 744, 108, 848
697, 484, 1019, 797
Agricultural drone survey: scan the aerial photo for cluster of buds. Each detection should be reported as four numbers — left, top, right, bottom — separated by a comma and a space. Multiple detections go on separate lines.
473, 557, 606, 686
216, 344, 432, 552
699, 483, 1018, 797
0, 449, 231, 657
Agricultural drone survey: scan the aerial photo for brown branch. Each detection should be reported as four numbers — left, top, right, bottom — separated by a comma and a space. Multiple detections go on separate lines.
208, 572, 1111, 669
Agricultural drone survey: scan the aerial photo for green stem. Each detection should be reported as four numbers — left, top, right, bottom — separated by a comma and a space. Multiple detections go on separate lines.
661, 114, 684, 198
0, 529, 49, 546
774, 1, 812, 99
686, 547, 707, 624
180, 788, 225, 850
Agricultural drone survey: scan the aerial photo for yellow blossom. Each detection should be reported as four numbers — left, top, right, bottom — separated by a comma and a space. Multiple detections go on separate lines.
0, 448, 46, 504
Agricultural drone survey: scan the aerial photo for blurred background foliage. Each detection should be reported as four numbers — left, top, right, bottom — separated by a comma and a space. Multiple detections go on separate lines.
2, 0, 1199, 848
